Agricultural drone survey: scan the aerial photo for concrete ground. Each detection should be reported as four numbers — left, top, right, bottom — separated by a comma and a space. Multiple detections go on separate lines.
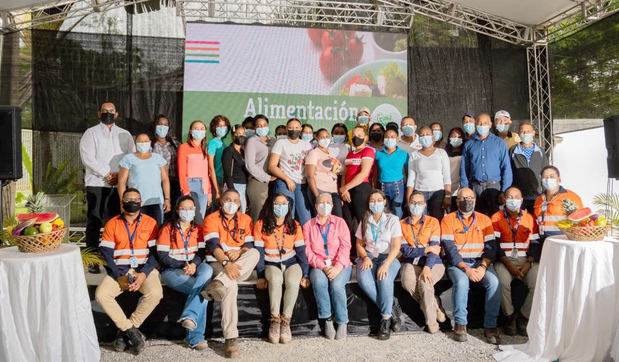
100, 329, 527, 361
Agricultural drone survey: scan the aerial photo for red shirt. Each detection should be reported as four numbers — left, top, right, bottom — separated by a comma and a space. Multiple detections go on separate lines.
344, 146, 375, 184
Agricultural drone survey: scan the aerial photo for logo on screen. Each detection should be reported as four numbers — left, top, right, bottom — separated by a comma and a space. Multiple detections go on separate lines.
185, 40, 220, 64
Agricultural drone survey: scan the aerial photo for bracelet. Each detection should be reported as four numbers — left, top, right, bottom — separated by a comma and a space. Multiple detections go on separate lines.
479, 264, 487, 270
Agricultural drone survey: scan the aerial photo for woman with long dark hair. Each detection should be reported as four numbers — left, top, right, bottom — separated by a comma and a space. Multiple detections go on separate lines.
208, 115, 232, 202
151, 114, 181, 212
254, 193, 310, 344
156, 195, 213, 350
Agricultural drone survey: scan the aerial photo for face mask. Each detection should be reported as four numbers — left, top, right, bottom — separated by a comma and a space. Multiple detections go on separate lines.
233, 136, 247, 146
332, 135, 346, 144
123, 201, 141, 213
273, 204, 288, 218
191, 130, 206, 141
370, 132, 383, 143
384, 138, 397, 149
256, 127, 269, 137
155, 125, 169, 138
520, 133, 534, 144
179, 209, 195, 223
409, 204, 425, 216
369, 201, 384, 215
449, 137, 463, 148
402, 125, 415, 137
245, 129, 255, 138
301, 134, 313, 142
505, 199, 522, 212
216, 126, 228, 138
136, 142, 151, 154
352, 136, 364, 147
476, 125, 490, 137
223, 202, 239, 215
357, 115, 369, 124
419, 135, 434, 148
277, 135, 287, 140
100, 112, 115, 125
318, 138, 331, 149
433, 130, 443, 142
457, 199, 475, 214
496, 124, 509, 133
463, 123, 475, 135
288, 130, 300, 140
541, 178, 558, 191
317, 202, 333, 216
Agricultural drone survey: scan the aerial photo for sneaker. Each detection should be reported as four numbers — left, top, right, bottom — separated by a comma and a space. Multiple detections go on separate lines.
201, 280, 227, 302
268, 315, 280, 344
113, 330, 127, 352
324, 319, 336, 340
484, 327, 501, 345
124, 327, 146, 354
378, 319, 391, 340
516, 313, 528, 336
88, 264, 101, 274
192, 341, 209, 351
453, 324, 467, 342
225, 338, 240, 358
181, 318, 197, 331
390, 300, 403, 332
435, 296, 446, 323
427, 323, 439, 334
503, 314, 517, 336
279, 315, 292, 344
335, 323, 347, 340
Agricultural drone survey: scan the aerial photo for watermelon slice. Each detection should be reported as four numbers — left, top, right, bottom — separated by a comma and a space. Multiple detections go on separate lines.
567, 208, 592, 222
16, 213, 58, 224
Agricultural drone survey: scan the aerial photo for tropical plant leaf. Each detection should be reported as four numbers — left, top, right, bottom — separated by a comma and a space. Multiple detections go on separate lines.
593, 193, 619, 226
80, 247, 105, 268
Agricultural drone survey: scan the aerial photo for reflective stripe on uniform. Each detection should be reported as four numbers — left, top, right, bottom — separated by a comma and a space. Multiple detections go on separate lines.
100, 240, 115, 248
113, 249, 149, 256
114, 257, 147, 265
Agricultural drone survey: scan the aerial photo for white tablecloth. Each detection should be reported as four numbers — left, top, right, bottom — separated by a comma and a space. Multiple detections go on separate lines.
0, 244, 100, 362
608, 237, 619, 361
495, 236, 618, 362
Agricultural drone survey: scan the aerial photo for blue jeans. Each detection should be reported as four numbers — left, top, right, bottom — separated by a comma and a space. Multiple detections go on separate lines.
232, 183, 247, 214
379, 180, 405, 219
187, 177, 207, 224
161, 263, 213, 347
356, 255, 401, 318
273, 179, 311, 227
446, 262, 501, 328
309, 266, 352, 324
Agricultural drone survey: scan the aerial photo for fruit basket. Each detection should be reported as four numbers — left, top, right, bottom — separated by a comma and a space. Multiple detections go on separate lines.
557, 205, 610, 242
559, 225, 610, 241
12, 227, 67, 253
9, 212, 67, 253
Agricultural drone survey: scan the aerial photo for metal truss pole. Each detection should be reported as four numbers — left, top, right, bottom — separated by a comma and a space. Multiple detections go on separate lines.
527, 43, 553, 160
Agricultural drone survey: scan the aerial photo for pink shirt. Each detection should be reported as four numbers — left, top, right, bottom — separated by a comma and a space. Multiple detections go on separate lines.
303, 215, 352, 270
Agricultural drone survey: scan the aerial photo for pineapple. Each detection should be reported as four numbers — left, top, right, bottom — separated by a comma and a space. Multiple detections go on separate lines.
25, 192, 46, 213
562, 199, 578, 217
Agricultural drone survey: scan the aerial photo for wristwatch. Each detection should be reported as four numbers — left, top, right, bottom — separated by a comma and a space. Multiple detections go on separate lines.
222, 260, 229, 267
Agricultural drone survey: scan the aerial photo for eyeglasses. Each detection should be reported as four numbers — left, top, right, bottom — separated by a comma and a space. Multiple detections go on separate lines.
274, 202, 289, 206
123, 198, 141, 203
409, 202, 425, 206
457, 197, 475, 201
179, 207, 195, 211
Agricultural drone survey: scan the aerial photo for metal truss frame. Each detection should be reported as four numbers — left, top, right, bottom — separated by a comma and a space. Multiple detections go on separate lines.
542, 0, 619, 43
527, 44, 553, 159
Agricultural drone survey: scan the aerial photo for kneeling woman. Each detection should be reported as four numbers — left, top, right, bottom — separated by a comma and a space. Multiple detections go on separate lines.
303, 193, 352, 340
254, 193, 310, 344
156, 196, 213, 349
355, 190, 403, 340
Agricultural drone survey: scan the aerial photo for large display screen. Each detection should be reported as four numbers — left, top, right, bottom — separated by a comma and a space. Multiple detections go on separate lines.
183, 23, 407, 135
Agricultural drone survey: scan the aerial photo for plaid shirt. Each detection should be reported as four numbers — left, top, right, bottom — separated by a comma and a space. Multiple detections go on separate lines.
153, 139, 179, 179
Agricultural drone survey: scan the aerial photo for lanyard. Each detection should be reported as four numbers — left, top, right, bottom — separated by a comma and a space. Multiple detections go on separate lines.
456, 211, 476, 234
176, 223, 193, 262
504, 209, 522, 247
221, 212, 239, 243
122, 214, 142, 256
273, 225, 287, 259
370, 220, 383, 244
409, 215, 425, 247
540, 191, 557, 235
319, 222, 331, 257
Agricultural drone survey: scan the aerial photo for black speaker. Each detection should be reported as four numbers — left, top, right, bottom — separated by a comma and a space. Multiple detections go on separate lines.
604, 115, 619, 179
0, 106, 22, 181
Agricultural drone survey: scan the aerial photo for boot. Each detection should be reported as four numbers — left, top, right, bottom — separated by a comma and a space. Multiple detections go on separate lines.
124, 327, 146, 354
279, 315, 292, 344
378, 319, 391, 340
426, 323, 439, 334
113, 330, 127, 352
224, 338, 240, 358
390, 299, 403, 332
436, 296, 447, 323
324, 319, 336, 340
516, 312, 528, 336
503, 314, 517, 336
484, 327, 501, 345
201, 280, 227, 302
268, 314, 281, 344
453, 324, 467, 342
335, 323, 347, 340
192, 341, 208, 351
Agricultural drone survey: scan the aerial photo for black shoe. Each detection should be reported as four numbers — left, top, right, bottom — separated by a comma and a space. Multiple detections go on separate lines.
390, 300, 403, 332
113, 330, 127, 352
88, 265, 101, 274
503, 314, 517, 336
124, 327, 146, 354
378, 319, 391, 340
516, 312, 528, 336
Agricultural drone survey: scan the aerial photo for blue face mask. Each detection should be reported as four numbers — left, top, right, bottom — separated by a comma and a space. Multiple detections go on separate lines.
357, 115, 369, 124
505, 199, 522, 212
155, 125, 169, 138
191, 130, 206, 141
179, 209, 195, 223
419, 135, 434, 148
463, 123, 475, 135
476, 125, 490, 136
332, 135, 346, 144
255, 127, 269, 137
402, 125, 415, 137
369, 201, 384, 215
541, 178, 558, 191
449, 137, 463, 147
245, 129, 255, 138
409, 204, 425, 216
496, 124, 509, 133
433, 130, 442, 142
301, 134, 313, 142
273, 204, 289, 218
277, 135, 287, 140
520, 133, 534, 144
216, 126, 228, 138
136, 142, 151, 154
383, 138, 397, 149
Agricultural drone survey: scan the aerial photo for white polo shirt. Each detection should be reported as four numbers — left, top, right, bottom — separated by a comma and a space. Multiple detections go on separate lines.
397, 134, 422, 154
355, 212, 402, 256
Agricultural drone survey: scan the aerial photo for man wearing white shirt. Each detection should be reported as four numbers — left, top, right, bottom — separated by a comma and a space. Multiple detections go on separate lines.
397, 116, 422, 154
80, 102, 135, 273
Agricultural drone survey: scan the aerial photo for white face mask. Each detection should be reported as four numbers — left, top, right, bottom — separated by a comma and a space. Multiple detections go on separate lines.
317, 202, 333, 216
317, 138, 331, 149
222, 202, 239, 215
136, 142, 151, 154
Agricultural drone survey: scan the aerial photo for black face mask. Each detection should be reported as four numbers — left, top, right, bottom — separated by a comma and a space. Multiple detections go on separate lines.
287, 130, 300, 140
100, 112, 115, 125
123, 201, 141, 213
458, 199, 475, 214
234, 136, 247, 145
370, 132, 384, 143
352, 136, 364, 147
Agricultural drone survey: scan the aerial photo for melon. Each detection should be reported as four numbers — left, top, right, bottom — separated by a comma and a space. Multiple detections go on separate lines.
567, 208, 592, 222
16, 213, 58, 224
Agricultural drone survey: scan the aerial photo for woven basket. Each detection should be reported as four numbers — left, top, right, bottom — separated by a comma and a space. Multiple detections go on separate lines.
13, 228, 67, 253
559, 225, 610, 241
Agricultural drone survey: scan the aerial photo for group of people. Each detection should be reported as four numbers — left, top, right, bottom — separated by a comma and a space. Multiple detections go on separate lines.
80, 102, 583, 357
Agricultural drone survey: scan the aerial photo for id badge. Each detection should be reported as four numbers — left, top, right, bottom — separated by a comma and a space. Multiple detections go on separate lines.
510, 248, 519, 258
129, 256, 139, 268
281, 263, 287, 272
325, 259, 332, 267
412, 257, 420, 265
